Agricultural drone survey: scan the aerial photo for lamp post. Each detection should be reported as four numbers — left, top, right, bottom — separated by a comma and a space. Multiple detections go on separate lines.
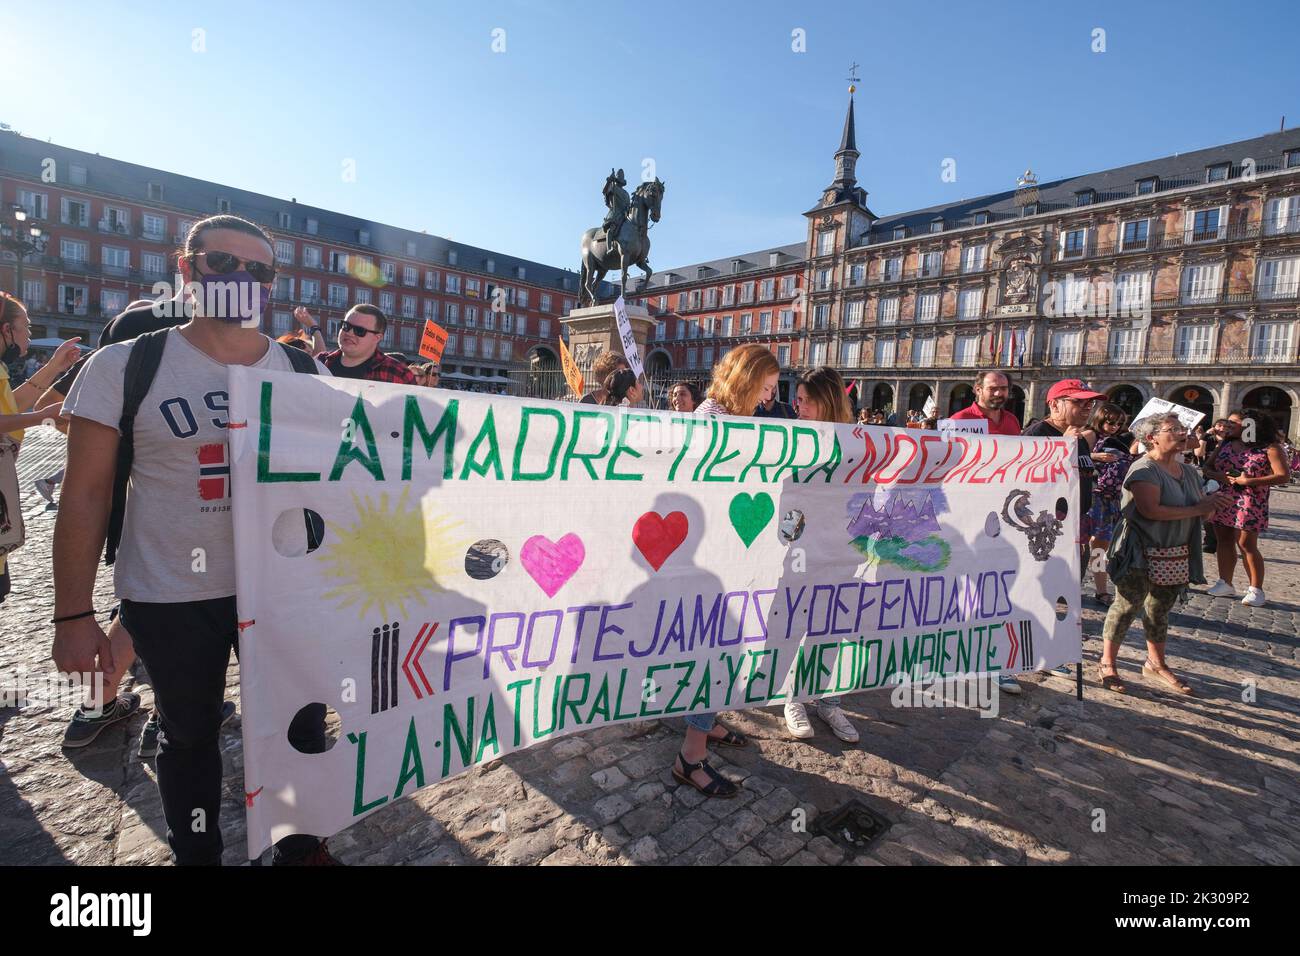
1, 203, 48, 300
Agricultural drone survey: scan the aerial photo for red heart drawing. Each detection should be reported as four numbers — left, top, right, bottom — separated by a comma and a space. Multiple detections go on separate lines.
633, 511, 689, 571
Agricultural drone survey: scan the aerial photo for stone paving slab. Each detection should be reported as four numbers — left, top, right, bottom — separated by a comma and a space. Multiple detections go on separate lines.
2, 429, 1298, 865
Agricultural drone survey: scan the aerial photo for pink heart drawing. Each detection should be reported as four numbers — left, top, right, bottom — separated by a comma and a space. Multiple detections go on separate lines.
520, 533, 586, 598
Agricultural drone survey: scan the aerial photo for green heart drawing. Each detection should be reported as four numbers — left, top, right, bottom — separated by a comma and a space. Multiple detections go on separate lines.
729, 492, 775, 548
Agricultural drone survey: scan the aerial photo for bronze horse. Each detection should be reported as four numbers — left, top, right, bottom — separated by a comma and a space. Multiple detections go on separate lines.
579, 178, 664, 307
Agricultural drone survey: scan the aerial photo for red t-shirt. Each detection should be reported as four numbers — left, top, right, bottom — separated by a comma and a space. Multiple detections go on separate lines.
948, 402, 1022, 436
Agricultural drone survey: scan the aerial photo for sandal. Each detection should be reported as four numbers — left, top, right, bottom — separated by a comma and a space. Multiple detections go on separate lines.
1142, 660, 1193, 695
1096, 663, 1126, 693
672, 753, 738, 799
708, 726, 748, 748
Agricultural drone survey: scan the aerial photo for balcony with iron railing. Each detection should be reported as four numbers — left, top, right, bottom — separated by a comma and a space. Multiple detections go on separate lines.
1044, 346, 1298, 368
1050, 216, 1300, 263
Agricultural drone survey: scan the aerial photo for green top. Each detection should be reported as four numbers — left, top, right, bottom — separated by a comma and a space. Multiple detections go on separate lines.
1121, 456, 1204, 547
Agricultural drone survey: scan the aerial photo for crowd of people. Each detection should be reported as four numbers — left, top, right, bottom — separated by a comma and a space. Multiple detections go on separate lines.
0, 212, 1295, 858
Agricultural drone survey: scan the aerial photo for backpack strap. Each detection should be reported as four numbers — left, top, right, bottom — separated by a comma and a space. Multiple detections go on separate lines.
104, 330, 169, 566
279, 343, 319, 375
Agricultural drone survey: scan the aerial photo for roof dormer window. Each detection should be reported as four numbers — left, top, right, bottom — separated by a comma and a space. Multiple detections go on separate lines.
1136, 177, 1158, 195
929, 219, 943, 233
1075, 188, 1096, 206
974, 211, 989, 225
892, 226, 906, 240
1206, 163, 1231, 183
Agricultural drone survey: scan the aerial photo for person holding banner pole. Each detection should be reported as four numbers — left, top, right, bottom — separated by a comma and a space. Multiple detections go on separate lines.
783, 367, 861, 742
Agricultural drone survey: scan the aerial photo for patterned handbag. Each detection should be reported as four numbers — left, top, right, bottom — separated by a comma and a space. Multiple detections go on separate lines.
1144, 544, 1190, 586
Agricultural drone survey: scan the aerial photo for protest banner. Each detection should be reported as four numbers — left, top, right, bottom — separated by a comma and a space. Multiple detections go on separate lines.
612, 296, 645, 380
229, 371, 1081, 855
418, 320, 448, 363
558, 336, 584, 398
1134, 397, 1204, 431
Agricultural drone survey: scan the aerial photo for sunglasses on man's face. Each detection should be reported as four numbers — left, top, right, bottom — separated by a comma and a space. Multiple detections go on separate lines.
190, 251, 276, 283
340, 321, 380, 337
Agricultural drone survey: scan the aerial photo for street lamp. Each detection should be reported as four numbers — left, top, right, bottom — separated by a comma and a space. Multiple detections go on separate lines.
1, 202, 49, 300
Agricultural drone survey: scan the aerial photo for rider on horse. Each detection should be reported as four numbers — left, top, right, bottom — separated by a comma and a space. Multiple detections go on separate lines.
601, 168, 629, 255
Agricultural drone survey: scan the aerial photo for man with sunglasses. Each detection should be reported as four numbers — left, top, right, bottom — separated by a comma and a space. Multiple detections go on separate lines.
311, 304, 416, 384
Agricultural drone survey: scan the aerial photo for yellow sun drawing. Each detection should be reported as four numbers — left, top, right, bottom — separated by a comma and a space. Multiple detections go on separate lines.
317, 487, 466, 619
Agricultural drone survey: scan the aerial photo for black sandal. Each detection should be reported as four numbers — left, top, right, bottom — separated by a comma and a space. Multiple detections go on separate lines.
672, 753, 738, 798
708, 726, 748, 748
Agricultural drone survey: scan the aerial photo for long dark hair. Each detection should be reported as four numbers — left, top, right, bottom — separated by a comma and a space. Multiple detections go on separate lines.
796, 366, 853, 424
602, 368, 638, 405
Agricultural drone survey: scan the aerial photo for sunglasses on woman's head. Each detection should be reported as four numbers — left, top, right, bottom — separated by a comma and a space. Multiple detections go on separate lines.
190, 251, 276, 283
340, 320, 380, 337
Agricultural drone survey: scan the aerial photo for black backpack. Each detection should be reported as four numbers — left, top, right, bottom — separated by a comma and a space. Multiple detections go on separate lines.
104, 330, 319, 565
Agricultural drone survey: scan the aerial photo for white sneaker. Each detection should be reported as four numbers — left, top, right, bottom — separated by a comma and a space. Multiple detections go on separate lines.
784, 701, 814, 739
33, 478, 55, 505
997, 673, 1023, 695
1206, 579, 1237, 598
1241, 587, 1266, 607
815, 702, 860, 743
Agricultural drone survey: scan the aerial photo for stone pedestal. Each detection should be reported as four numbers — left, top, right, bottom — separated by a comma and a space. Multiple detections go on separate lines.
560, 303, 655, 378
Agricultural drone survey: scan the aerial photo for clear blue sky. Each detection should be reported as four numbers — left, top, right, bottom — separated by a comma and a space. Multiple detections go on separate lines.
5, 0, 1298, 271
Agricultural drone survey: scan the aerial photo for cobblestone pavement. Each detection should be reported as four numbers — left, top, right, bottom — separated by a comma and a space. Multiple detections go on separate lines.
2, 428, 1298, 866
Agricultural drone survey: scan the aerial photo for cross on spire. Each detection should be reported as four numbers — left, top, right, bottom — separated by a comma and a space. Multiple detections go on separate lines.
846, 61, 860, 84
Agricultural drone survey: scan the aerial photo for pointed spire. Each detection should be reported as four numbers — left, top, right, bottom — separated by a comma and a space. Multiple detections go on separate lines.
839, 89, 858, 155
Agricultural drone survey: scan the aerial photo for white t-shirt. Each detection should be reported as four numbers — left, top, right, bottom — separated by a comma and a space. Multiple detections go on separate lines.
62, 329, 330, 602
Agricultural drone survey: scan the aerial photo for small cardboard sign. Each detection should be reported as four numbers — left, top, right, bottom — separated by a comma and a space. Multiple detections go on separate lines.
613, 296, 645, 380
1134, 397, 1204, 431
418, 320, 448, 363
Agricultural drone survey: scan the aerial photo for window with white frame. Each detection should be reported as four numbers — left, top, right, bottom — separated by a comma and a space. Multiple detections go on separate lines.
704, 288, 717, 308
501, 341, 513, 361
961, 244, 987, 274
1115, 270, 1151, 316
686, 348, 698, 367
740, 282, 755, 303
759, 311, 771, 332
57, 284, 88, 314
953, 334, 979, 367
957, 287, 983, 319
999, 329, 1024, 366
22, 279, 44, 309
780, 275, 796, 297
517, 289, 528, 308
446, 333, 458, 354
779, 309, 794, 331
268, 310, 291, 336
1181, 262, 1224, 303
403, 266, 417, 286
465, 306, 478, 328
483, 310, 495, 330
425, 299, 438, 320
446, 274, 462, 294
303, 245, 321, 268
539, 319, 551, 338
101, 205, 129, 233
1049, 329, 1083, 365
445, 302, 458, 323
916, 291, 939, 323
275, 240, 294, 265
329, 283, 348, 307
702, 347, 715, 367
142, 213, 166, 240
874, 337, 896, 367
813, 303, 830, 329
912, 336, 935, 367
844, 300, 864, 327
463, 336, 477, 357
1251, 321, 1294, 361
920, 251, 942, 277
381, 262, 396, 284
379, 291, 394, 313
540, 293, 552, 312
402, 295, 416, 318
841, 341, 861, 367
878, 296, 899, 325
816, 268, 832, 290
1175, 324, 1214, 363
817, 231, 834, 256
760, 279, 775, 301
809, 341, 828, 366
1258, 257, 1300, 298
882, 256, 902, 281
689, 290, 701, 310
355, 287, 371, 305
425, 271, 439, 290
1187, 206, 1227, 243
329, 251, 349, 274
300, 279, 320, 303
274, 276, 294, 302
101, 288, 128, 315
777, 345, 791, 365
483, 338, 495, 360
401, 325, 417, 351
16, 189, 48, 219
1121, 219, 1150, 250
741, 313, 754, 333
1056, 274, 1092, 316
466, 278, 480, 298
60, 239, 88, 262
102, 246, 130, 273
849, 263, 865, 286
1108, 327, 1142, 364
1264, 196, 1300, 236
501, 313, 514, 333
1061, 227, 1087, 259
61, 198, 89, 227
516, 316, 527, 335
142, 252, 166, 276
306, 218, 319, 235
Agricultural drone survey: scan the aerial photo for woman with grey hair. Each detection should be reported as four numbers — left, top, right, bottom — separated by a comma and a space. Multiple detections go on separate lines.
1098, 413, 1232, 693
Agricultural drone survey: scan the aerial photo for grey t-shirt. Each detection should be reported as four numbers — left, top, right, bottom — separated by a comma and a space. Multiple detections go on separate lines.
1121, 455, 1204, 548
63, 329, 330, 602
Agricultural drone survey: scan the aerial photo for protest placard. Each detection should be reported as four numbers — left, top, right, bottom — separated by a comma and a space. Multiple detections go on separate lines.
418, 320, 448, 363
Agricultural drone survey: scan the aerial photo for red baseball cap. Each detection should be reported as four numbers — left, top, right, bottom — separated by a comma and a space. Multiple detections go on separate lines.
1046, 379, 1107, 403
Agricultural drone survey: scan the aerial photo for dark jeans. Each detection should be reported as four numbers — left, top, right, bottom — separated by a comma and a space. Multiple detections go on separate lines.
120, 596, 325, 865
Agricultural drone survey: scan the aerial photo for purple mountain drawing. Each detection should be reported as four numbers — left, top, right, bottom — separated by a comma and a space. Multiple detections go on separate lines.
847, 493, 942, 542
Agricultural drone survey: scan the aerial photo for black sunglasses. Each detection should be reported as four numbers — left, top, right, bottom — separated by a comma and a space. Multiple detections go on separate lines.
340, 320, 380, 337
190, 251, 276, 284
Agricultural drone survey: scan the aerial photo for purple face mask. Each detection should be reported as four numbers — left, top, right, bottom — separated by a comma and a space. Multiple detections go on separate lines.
195, 270, 271, 324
